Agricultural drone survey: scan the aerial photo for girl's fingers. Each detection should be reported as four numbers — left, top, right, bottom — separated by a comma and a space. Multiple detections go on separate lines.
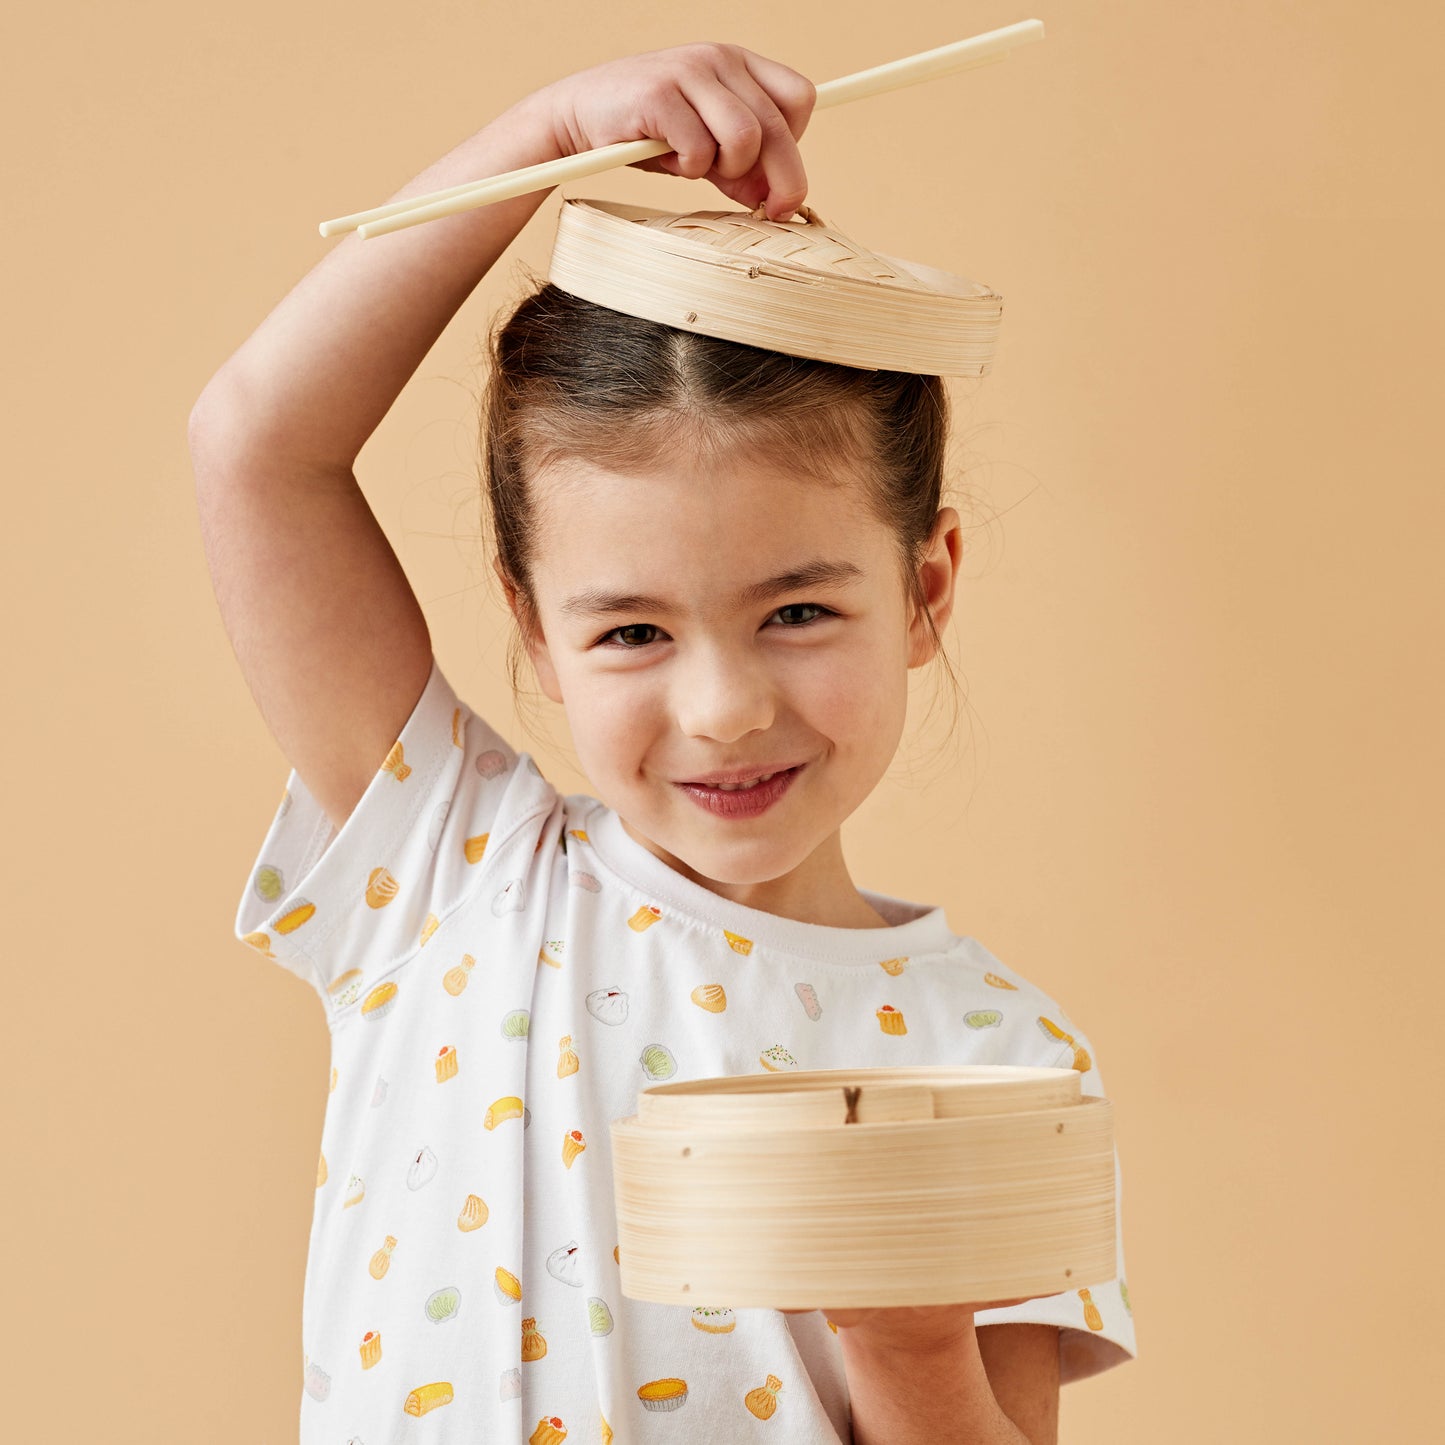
737, 48, 817, 142
705, 53, 811, 218
673, 73, 771, 184
638, 83, 724, 181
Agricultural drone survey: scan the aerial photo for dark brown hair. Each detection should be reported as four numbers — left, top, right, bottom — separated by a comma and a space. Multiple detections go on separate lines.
477, 267, 969, 738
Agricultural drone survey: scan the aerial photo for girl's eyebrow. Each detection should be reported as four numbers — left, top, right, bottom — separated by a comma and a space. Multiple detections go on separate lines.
559, 559, 866, 619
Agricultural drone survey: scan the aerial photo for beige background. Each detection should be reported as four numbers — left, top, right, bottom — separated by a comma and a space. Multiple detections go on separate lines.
5, 1, 1441, 1439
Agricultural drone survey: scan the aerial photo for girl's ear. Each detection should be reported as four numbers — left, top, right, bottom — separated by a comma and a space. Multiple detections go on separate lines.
493, 557, 564, 705
906, 507, 964, 668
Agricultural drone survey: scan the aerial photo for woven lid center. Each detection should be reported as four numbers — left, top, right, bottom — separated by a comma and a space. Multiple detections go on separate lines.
634, 209, 905, 283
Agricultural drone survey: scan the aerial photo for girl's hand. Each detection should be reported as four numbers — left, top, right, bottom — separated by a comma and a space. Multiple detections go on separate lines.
532, 41, 817, 222
781, 1297, 1036, 1354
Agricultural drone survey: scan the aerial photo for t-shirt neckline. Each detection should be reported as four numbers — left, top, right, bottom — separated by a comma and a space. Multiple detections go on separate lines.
582, 802, 960, 964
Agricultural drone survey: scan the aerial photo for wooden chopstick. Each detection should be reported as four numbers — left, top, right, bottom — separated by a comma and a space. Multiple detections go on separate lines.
320, 20, 1044, 241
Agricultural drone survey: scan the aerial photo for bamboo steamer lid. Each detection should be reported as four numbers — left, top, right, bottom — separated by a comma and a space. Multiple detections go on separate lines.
547, 196, 1005, 377
609, 1064, 1115, 1309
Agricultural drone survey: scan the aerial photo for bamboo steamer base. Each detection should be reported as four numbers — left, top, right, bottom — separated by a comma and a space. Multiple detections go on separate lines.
610, 1066, 1115, 1309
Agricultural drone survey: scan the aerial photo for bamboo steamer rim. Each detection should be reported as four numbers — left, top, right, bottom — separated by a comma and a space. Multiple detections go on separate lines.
634, 1063, 1083, 1130
546, 196, 1004, 378
609, 1069, 1117, 1309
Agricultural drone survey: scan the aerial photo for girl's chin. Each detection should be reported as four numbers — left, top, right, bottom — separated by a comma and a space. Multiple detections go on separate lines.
658, 822, 817, 885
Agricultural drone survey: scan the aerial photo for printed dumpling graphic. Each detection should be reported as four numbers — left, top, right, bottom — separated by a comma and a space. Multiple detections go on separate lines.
485, 1096, 525, 1130
984, 971, 1019, 990
458, 1194, 489, 1231
465, 832, 490, 865
494, 1266, 523, 1304
691, 1306, 736, 1334
252, 862, 286, 906
539, 938, 564, 969
546, 1241, 583, 1288
316, 1150, 327, 1188
585, 987, 629, 1026
1037, 1015, 1092, 1072
876, 1004, 907, 1035
403, 1381, 454, 1417
435, 1044, 459, 1082
637, 1378, 688, 1412
562, 1129, 587, 1168
639, 1044, 677, 1081
502, 1009, 530, 1041
745, 1375, 782, 1420
420, 912, 441, 947
878, 957, 908, 976
628, 904, 662, 932
1079, 1287, 1104, 1330
587, 1297, 614, 1336
964, 1009, 1003, 1029
359, 1329, 381, 1369
476, 747, 509, 779
500, 1367, 522, 1401
795, 982, 822, 1021
303, 1360, 331, 1401
529, 1417, 568, 1445
492, 877, 525, 914
443, 955, 475, 996
361, 981, 398, 1023
723, 930, 753, 955
558, 1035, 579, 1078
759, 1044, 798, 1071
365, 866, 400, 909
690, 983, 726, 1012
272, 899, 316, 936
369, 1235, 397, 1280
522, 1316, 548, 1361
425, 1286, 462, 1323
406, 1145, 439, 1190
343, 1173, 365, 1209
326, 968, 364, 1009
382, 739, 412, 783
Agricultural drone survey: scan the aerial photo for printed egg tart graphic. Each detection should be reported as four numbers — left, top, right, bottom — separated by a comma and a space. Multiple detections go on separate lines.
610, 1064, 1116, 1310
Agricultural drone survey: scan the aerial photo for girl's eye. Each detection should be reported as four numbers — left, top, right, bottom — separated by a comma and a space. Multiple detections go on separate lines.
593, 603, 835, 650
598, 621, 661, 650
774, 604, 832, 627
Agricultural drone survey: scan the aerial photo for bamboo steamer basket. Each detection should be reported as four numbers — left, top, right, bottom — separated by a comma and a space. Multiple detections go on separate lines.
547, 197, 1005, 378
609, 1064, 1115, 1309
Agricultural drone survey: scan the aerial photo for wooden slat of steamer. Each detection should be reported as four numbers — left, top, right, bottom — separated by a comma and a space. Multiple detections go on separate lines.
612, 1094, 1115, 1310
635, 1064, 1081, 1130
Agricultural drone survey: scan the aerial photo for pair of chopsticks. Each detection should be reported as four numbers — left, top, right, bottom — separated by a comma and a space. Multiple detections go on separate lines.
320, 20, 1044, 240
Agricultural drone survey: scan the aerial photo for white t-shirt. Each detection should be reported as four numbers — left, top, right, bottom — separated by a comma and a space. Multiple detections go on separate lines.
234, 655, 1138, 1444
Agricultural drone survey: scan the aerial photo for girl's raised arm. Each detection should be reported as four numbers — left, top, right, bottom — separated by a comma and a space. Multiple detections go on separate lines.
188, 45, 814, 833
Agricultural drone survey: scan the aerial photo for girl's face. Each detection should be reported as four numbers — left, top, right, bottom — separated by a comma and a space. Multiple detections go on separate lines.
504, 448, 962, 924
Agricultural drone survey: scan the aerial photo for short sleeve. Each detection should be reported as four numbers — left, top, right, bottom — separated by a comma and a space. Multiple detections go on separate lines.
231, 655, 557, 1022
973, 1014, 1139, 1384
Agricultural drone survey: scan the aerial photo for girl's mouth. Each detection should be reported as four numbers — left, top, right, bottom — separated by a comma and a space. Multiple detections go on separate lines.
673, 764, 803, 819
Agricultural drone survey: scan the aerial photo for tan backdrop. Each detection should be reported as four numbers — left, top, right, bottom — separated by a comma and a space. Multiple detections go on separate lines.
5, 1, 1440, 1439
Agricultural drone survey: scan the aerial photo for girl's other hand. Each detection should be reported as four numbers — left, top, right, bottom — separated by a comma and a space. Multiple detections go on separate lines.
532, 42, 816, 222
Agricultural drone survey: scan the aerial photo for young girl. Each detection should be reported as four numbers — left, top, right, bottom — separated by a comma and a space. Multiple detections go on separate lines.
191, 41, 1135, 1445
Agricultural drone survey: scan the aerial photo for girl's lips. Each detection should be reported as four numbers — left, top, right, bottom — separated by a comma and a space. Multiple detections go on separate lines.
678, 761, 807, 788
673, 764, 803, 819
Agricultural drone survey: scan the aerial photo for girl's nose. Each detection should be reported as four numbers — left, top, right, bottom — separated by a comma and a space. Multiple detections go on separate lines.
673, 646, 776, 743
